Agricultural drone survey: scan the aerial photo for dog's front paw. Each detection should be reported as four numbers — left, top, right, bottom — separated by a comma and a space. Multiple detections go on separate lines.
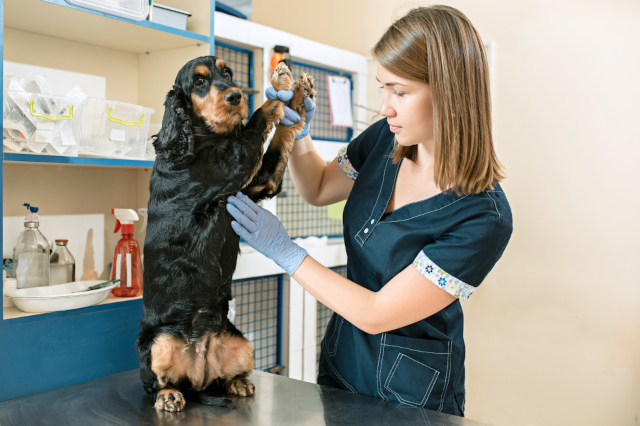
290, 73, 316, 115
271, 62, 294, 92
225, 377, 256, 397
297, 73, 316, 101
155, 388, 186, 412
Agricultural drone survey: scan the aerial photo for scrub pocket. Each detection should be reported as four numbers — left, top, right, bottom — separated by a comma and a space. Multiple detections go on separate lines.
378, 333, 452, 410
323, 313, 344, 357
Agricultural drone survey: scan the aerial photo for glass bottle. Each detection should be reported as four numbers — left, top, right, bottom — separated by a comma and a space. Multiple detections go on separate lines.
50, 239, 76, 285
14, 222, 50, 289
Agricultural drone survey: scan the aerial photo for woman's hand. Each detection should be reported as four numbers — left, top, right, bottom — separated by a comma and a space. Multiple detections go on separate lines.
265, 87, 316, 139
226, 192, 308, 276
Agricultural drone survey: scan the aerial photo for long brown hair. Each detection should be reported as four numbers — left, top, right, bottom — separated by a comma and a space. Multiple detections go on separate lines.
372, 5, 505, 195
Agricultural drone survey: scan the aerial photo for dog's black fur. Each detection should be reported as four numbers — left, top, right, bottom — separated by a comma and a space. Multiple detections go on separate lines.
136, 56, 310, 410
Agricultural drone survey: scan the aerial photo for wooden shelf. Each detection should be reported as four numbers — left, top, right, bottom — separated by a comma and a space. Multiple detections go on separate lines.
6, 0, 209, 54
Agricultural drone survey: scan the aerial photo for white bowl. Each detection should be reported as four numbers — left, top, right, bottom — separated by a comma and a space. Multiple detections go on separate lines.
5, 280, 119, 313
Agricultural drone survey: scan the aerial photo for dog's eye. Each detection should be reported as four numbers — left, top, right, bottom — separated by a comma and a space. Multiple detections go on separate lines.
223, 70, 233, 81
195, 77, 206, 86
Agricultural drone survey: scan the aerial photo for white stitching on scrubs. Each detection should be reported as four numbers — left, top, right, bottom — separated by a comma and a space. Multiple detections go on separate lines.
378, 195, 470, 224
486, 191, 501, 217
322, 349, 357, 393
377, 333, 389, 400
377, 333, 387, 399
327, 317, 343, 356
383, 353, 440, 407
379, 189, 446, 218
382, 343, 449, 355
356, 157, 390, 246
437, 341, 452, 412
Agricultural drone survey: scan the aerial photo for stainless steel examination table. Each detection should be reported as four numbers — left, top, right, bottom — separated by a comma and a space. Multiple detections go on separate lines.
0, 370, 490, 425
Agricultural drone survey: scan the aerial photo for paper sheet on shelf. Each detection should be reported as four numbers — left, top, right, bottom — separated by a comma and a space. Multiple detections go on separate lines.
327, 75, 353, 128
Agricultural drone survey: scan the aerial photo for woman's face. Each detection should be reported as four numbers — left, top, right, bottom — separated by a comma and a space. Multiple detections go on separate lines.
377, 64, 434, 148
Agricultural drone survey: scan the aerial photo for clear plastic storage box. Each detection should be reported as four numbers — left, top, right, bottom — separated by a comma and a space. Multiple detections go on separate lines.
3, 91, 86, 156
65, 0, 149, 21
79, 98, 154, 159
150, 4, 191, 30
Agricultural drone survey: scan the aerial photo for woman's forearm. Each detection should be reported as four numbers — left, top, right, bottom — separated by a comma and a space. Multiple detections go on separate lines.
287, 135, 328, 206
291, 256, 378, 334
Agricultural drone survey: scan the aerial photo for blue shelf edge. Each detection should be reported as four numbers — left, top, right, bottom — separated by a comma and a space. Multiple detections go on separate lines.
41, 0, 209, 44
4, 153, 155, 168
1, 298, 143, 328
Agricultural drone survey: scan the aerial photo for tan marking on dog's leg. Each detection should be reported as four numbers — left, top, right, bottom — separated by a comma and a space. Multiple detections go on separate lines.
155, 388, 186, 412
151, 334, 187, 388
218, 333, 255, 377
205, 332, 255, 396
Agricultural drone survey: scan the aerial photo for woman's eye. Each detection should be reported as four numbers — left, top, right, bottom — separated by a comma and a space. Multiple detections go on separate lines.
195, 77, 206, 86
393, 91, 405, 97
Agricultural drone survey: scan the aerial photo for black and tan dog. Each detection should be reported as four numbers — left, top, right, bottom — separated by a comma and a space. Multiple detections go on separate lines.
136, 56, 315, 412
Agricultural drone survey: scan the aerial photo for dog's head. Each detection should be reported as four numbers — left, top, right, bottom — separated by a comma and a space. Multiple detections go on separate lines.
154, 56, 249, 164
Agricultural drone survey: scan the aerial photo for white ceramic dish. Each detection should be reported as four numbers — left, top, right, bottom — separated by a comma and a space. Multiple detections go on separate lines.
5, 280, 118, 313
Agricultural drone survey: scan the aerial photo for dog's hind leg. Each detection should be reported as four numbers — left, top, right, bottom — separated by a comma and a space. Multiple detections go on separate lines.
208, 329, 256, 397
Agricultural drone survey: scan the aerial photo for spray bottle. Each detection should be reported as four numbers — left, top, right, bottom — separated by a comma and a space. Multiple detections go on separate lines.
110, 209, 143, 297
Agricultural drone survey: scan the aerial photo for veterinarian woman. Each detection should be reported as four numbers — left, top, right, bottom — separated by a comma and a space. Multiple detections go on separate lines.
226, 5, 512, 417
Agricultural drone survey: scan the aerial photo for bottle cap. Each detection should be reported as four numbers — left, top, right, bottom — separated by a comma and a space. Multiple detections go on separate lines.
55, 239, 68, 244
23, 203, 40, 223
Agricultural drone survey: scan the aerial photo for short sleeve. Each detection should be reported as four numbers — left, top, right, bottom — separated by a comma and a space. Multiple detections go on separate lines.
413, 215, 513, 301
337, 119, 388, 180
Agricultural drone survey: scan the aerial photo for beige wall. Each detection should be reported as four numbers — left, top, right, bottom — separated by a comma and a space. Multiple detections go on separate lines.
4, 28, 139, 104
254, 1, 640, 425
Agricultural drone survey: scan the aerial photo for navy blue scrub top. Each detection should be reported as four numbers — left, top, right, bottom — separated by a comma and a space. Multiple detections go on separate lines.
318, 118, 513, 416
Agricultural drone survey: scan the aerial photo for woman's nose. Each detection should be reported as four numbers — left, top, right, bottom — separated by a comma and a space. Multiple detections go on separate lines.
379, 101, 395, 117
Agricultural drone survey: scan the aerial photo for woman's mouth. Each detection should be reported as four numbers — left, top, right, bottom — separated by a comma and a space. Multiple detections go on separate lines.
389, 124, 402, 133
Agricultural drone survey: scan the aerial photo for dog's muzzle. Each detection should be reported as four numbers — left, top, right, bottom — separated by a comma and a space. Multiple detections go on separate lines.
225, 91, 242, 106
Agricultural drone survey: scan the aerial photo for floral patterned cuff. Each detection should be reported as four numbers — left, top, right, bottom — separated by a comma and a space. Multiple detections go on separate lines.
413, 251, 476, 301
337, 146, 358, 181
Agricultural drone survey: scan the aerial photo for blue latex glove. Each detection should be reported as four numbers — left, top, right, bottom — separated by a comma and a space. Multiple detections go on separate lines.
265, 87, 316, 139
226, 192, 308, 276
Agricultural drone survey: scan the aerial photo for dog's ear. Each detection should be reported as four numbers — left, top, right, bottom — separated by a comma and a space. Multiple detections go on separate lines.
154, 88, 195, 164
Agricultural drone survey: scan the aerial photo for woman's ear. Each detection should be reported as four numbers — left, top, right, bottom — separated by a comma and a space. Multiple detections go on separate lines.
154, 88, 195, 164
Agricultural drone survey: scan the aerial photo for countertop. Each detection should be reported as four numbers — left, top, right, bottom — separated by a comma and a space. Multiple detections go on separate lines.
0, 369, 491, 425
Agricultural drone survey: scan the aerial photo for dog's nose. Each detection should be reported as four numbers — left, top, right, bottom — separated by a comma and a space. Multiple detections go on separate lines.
225, 91, 242, 106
